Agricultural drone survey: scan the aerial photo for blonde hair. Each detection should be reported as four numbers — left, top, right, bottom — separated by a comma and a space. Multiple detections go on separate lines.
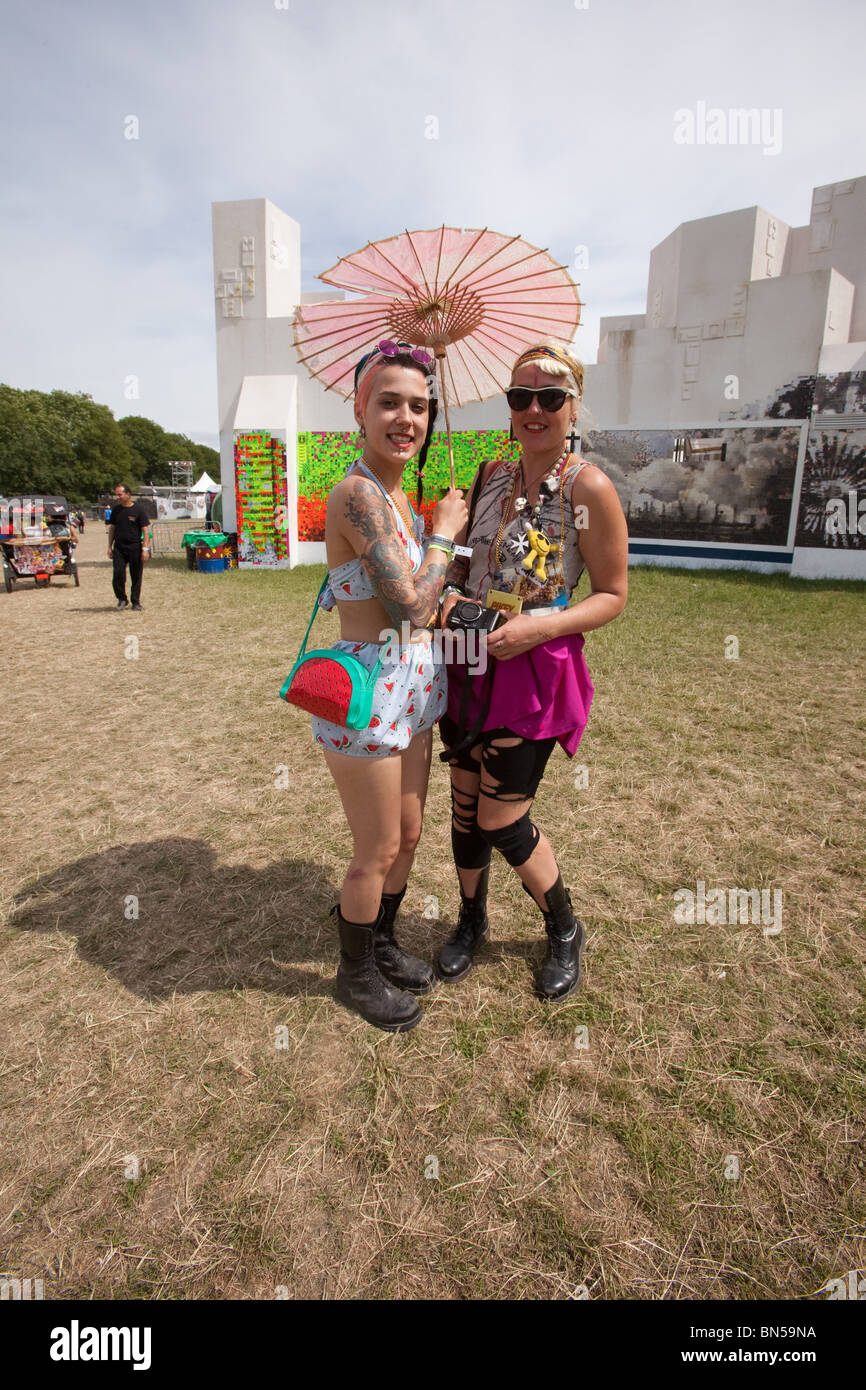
510, 339, 584, 396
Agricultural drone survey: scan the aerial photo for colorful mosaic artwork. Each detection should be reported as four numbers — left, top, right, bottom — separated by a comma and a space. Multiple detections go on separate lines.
234, 432, 289, 568
296, 429, 520, 542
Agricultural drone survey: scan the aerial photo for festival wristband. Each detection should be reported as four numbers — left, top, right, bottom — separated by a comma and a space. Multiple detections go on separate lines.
453, 544, 473, 558
439, 584, 464, 609
428, 543, 451, 557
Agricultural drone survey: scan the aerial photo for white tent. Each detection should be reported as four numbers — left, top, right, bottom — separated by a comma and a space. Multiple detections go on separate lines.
191, 472, 222, 493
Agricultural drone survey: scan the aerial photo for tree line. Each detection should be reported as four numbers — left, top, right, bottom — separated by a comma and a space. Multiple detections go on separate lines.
0, 384, 220, 503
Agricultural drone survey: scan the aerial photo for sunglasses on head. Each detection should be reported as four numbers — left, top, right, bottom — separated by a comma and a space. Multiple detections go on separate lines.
354, 340, 434, 391
377, 339, 433, 366
506, 386, 577, 412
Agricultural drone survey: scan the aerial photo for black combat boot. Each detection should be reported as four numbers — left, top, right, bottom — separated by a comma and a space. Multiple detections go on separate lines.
535, 874, 585, 1000
436, 866, 490, 982
375, 886, 436, 995
333, 906, 422, 1032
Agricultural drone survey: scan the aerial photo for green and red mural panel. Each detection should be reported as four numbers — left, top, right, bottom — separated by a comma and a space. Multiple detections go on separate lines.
296, 429, 519, 543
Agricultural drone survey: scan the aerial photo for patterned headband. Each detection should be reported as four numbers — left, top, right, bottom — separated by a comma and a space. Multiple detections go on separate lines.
513, 345, 582, 381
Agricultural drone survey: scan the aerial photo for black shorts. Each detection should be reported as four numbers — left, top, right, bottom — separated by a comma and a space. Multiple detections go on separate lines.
438, 713, 556, 801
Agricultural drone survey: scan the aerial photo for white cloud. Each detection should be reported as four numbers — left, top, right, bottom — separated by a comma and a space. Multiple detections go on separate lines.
0, 0, 864, 446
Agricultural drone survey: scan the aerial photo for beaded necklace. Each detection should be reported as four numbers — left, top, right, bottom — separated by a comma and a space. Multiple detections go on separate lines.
494, 448, 570, 577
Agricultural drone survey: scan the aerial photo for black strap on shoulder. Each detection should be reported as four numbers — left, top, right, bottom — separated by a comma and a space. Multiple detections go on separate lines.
437, 458, 507, 763
465, 457, 501, 550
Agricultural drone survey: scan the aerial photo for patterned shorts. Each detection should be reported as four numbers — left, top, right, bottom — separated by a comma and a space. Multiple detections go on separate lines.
312, 637, 448, 758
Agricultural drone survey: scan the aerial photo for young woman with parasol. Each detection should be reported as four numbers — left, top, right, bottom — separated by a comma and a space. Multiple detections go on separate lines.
436, 341, 629, 999
314, 342, 468, 1032
291, 228, 595, 1019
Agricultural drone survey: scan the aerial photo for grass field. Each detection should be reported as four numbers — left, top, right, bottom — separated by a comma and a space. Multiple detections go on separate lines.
1, 525, 864, 1300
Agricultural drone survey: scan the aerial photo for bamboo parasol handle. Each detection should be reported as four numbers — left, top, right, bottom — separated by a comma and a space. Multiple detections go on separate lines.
434, 348, 456, 492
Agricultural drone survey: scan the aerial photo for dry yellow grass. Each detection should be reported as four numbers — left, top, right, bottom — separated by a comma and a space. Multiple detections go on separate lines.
1, 525, 864, 1300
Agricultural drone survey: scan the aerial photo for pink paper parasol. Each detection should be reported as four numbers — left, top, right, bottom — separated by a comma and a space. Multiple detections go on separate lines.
292, 225, 582, 486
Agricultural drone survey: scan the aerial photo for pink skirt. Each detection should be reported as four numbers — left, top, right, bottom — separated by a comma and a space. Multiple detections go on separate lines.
445, 632, 594, 756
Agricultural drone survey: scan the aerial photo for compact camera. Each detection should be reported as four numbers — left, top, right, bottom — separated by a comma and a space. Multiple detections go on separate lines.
446, 598, 505, 633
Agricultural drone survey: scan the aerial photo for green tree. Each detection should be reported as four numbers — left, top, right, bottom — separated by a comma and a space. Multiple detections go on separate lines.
0, 386, 137, 501
44, 391, 138, 501
117, 417, 220, 485
0, 386, 55, 494
116, 415, 168, 480
0, 386, 219, 501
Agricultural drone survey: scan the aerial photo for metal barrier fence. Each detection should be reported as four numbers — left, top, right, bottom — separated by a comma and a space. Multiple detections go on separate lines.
150, 521, 192, 554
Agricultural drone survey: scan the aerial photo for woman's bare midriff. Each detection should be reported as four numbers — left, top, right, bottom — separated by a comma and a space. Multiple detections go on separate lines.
324, 470, 421, 643
332, 594, 397, 645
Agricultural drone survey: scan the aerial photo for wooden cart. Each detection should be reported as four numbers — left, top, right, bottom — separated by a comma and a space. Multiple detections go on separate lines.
2, 535, 79, 591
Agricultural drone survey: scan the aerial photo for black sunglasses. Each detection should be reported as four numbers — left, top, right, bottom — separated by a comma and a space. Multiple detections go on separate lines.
506, 386, 577, 412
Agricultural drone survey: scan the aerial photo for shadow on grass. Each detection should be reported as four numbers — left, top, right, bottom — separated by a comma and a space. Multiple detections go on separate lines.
9, 837, 344, 1003
9, 837, 543, 1004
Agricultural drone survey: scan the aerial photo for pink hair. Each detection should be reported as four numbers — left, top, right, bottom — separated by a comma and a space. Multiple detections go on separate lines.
354, 360, 387, 420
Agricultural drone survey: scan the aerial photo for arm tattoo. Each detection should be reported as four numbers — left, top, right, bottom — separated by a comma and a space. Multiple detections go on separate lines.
345, 488, 392, 544
342, 479, 447, 627
445, 554, 470, 589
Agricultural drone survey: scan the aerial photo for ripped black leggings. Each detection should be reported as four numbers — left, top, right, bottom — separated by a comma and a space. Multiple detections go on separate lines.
438, 713, 557, 871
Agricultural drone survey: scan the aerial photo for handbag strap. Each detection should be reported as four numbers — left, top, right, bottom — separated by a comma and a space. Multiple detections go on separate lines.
294, 575, 385, 689
295, 577, 331, 663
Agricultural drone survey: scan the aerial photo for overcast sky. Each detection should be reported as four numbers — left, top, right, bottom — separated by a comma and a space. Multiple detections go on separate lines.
1, 0, 864, 449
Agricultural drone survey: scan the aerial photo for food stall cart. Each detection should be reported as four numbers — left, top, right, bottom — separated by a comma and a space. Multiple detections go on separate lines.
1, 496, 80, 592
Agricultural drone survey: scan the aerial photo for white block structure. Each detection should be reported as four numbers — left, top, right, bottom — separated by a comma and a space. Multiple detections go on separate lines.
212, 199, 356, 564
585, 177, 866, 424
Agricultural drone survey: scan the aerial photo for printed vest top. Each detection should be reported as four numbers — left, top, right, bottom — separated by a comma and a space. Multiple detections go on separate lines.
465, 458, 589, 607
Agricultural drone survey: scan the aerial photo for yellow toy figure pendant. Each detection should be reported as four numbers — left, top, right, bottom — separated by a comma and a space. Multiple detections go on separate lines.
523, 527, 560, 585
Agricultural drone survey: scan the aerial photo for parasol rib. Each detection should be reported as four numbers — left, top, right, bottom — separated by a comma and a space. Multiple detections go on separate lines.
459, 244, 553, 289
294, 310, 393, 346
436, 226, 498, 295
350, 240, 427, 295
467, 263, 577, 294
432, 224, 446, 300
321, 246, 415, 297
481, 308, 583, 328
454, 334, 517, 387
402, 228, 436, 303
440, 230, 526, 299
447, 336, 486, 403
295, 318, 387, 362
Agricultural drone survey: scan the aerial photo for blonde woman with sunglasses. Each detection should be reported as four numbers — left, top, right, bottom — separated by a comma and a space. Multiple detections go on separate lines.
436, 341, 628, 1000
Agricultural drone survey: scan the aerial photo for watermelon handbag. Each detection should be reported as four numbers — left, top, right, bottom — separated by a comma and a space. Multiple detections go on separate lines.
279, 578, 385, 729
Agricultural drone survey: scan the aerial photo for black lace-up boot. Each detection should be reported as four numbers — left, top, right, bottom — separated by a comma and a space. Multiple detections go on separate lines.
375, 886, 435, 995
535, 874, 585, 1000
436, 866, 490, 982
332, 906, 422, 1032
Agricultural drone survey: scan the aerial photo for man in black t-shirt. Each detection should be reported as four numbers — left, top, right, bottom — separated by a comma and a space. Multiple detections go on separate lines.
107, 484, 151, 609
